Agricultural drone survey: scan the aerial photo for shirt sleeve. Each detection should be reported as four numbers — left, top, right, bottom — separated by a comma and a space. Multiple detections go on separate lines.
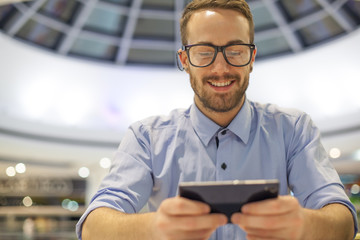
76, 121, 154, 239
286, 113, 358, 236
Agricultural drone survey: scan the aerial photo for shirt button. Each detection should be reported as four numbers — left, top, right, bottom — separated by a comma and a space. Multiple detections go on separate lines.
221, 130, 227, 135
221, 163, 227, 170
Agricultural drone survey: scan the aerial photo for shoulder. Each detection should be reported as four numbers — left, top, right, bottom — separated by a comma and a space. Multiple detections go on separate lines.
250, 100, 304, 118
249, 100, 310, 123
248, 100, 315, 133
120, 107, 191, 150
130, 107, 191, 134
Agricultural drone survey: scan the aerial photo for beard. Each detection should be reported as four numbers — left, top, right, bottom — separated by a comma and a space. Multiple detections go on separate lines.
189, 70, 249, 113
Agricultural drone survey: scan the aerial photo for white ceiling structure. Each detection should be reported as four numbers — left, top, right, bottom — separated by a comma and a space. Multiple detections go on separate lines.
0, 0, 359, 179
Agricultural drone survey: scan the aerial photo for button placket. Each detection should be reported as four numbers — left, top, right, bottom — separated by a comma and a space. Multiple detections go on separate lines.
216, 129, 230, 180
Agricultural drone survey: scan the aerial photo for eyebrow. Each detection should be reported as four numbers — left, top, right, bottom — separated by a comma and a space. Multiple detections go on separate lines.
193, 39, 248, 45
227, 40, 247, 44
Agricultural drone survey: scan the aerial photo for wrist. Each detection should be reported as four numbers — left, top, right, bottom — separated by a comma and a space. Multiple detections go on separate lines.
299, 208, 310, 240
145, 212, 158, 240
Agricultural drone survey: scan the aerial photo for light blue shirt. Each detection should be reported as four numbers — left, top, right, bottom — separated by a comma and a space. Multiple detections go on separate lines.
76, 99, 357, 239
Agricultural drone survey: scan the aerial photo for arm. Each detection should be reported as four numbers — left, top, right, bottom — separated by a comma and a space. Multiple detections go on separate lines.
82, 197, 227, 240
82, 207, 155, 240
231, 195, 355, 240
302, 203, 355, 239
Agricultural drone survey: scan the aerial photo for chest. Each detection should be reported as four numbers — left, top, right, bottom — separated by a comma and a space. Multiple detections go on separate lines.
179, 130, 287, 182
151, 128, 288, 195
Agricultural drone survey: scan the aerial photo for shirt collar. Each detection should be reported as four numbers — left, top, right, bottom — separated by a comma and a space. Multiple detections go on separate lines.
190, 98, 252, 146
227, 98, 252, 144
190, 103, 220, 146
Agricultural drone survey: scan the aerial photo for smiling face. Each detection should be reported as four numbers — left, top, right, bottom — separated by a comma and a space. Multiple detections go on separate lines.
179, 9, 256, 123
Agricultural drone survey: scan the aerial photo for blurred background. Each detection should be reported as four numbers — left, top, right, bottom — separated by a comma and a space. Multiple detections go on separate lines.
0, 0, 359, 239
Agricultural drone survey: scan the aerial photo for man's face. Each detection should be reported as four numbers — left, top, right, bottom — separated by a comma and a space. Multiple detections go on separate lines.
180, 9, 256, 113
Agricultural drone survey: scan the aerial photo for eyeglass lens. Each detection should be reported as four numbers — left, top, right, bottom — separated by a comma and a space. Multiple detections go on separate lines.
188, 45, 251, 67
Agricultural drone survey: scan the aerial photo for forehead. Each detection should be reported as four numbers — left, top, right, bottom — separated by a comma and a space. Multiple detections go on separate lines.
186, 9, 250, 45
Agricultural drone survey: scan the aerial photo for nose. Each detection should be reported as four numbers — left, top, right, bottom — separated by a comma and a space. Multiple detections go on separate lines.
210, 52, 230, 74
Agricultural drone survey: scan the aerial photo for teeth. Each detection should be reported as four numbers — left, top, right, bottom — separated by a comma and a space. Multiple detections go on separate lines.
210, 81, 231, 87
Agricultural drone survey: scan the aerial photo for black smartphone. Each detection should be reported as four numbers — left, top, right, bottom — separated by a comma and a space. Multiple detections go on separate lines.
179, 179, 279, 222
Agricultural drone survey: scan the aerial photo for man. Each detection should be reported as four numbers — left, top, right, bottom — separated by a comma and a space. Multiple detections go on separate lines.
77, 1, 357, 239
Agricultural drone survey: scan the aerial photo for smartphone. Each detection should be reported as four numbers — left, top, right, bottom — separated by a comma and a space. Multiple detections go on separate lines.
179, 179, 279, 222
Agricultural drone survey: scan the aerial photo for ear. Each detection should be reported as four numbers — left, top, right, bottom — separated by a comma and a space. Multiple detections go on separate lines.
178, 49, 190, 73
249, 47, 257, 73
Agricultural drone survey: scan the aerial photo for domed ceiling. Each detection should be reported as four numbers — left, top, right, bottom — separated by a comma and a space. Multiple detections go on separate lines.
0, 0, 359, 66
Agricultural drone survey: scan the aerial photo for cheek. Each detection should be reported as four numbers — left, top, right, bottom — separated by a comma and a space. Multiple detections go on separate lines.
188, 67, 202, 80
189, 68, 206, 89
240, 66, 252, 77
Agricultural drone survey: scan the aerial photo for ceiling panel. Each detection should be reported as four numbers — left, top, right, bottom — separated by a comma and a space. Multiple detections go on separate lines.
69, 36, 117, 60
83, 6, 127, 36
297, 15, 345, 46
16, 18, 63, 49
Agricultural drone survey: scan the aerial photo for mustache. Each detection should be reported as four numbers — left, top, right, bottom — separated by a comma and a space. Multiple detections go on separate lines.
202, 73, 241, 81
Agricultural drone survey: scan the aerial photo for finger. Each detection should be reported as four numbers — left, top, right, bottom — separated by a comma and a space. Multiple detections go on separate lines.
245, 226, 301, 240
160, 197, 210, 216
169, 213, 227, 231
241, 195, 299, 215
167, 228, 216, 240
232, 211, 302, 230
156, 213, 227, 240
246, 233, 280, 240
232, 213, 283, 230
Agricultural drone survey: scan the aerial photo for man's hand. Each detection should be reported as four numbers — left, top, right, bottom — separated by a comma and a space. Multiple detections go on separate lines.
83, 196, 354, 240
152, 196, 228, 240
231, 195, 305, 240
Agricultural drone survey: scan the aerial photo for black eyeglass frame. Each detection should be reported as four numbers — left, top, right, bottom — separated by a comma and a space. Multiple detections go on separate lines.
181, 43, 256, 68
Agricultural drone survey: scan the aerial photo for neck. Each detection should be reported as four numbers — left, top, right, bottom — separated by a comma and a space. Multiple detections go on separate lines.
195, 97, 245, 127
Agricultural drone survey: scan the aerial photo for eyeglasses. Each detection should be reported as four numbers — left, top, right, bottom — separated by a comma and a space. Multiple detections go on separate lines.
182, 43, 255, 68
